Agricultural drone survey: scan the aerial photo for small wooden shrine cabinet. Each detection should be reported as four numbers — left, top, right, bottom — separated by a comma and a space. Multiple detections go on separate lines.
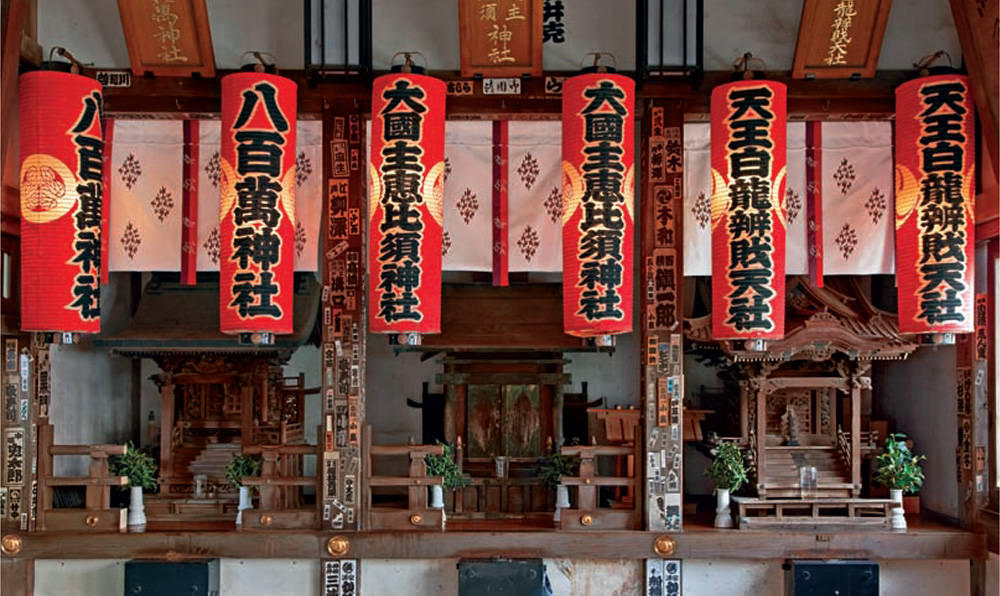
686, 277, 919, 527
96, 274, 321, 517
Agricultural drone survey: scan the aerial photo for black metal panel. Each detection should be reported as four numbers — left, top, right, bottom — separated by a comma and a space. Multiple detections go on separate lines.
784, 561, 878, 596
458, 559, 547, 596
124, 559, 219, 596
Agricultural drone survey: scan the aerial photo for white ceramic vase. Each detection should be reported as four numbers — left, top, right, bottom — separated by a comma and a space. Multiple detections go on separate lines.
556, 484, 571, 509
430, 484, 445, 509
127, 486, 146, 529
890, 488, 907, 530
714, 488, 733, 529
236, 486, 252, 527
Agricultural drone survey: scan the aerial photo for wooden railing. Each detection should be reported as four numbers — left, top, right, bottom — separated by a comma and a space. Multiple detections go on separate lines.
36, 423, 127, 531
365, 427, 445, 530
837, 426, 852, 468
240, 442, 319, 530
558, 426, 641, 530
747, 430, 758, 481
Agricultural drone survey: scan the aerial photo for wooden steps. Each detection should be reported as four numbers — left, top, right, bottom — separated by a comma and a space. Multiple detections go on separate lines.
761, 442, 853, 498
187, 443, 241, 482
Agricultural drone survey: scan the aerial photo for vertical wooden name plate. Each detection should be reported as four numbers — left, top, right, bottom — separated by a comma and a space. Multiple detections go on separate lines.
643, 103, 684, 532
791, 0, 892, 79
116, 0, 216, 77
459, 0, 543, 78
321, 108, 366, 531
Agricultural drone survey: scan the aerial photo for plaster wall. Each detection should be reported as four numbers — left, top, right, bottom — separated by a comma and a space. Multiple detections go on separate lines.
48, 273, 134, 476
38, 0, 961, 73
31, 557, 972, 596
875, 345, 960, 519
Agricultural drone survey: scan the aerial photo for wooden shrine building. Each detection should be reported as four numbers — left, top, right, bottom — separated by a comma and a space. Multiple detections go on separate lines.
0, 1, 998, 595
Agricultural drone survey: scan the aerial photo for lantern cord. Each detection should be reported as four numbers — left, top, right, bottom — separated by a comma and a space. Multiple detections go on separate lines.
732, 52, 767, 79
50, 47, 87, 74
390, 51, 427, 73
913, 51, 953, 76
580, 52, 617, 73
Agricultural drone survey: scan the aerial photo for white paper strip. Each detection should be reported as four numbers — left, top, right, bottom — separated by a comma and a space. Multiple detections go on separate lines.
442, 121, 493, 272
821, 121, 894, 275
508, 120, 562, 272
109, 120, 183, 271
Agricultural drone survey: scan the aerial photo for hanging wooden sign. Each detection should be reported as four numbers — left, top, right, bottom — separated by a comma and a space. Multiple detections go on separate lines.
219, 72, 297, 335
368, 72, 446, 334
561, 72, 635, 337
791, 0, 893, 79
19, 70, 103, 333
710, 80, 787, 340
895, 73, 975, 334
458, 0, 543, 78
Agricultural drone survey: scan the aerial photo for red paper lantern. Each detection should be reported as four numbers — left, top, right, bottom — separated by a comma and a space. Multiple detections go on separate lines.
19, 70, 103, 332
710, 80, 787, 340
561, 72, 635, 337
219, 72, 296, 335
895, 73, 975, 334
368, 72, 445, 334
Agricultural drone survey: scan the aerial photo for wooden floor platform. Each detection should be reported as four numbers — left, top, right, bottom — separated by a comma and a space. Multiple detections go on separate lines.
1, 513, 983, 562
732, 496, 895, 531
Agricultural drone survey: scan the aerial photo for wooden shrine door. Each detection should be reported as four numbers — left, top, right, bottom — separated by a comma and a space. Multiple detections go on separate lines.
466, 384, 547, 460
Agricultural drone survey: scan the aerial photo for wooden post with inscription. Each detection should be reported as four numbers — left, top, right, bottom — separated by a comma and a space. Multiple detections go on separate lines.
641, 101, 685, 532
321, 105, 367, 532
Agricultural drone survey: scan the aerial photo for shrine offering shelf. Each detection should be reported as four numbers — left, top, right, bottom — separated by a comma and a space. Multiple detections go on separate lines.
4, 524, 983, 561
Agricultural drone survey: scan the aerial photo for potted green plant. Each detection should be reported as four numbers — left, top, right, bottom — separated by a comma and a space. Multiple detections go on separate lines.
108, 442, 158, 529
424, 443, 468, 508
540, 439, 581, 513
225, 454, 262, 525
874, 433, 925, 529
704, 441, 748, 528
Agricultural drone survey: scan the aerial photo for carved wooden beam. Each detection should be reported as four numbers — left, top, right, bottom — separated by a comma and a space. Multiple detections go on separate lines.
99, 70, 912, 119
950, 0, 999, 178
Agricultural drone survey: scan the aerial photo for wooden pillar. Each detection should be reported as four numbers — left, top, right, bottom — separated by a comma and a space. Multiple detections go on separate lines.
320, 104, 368, 532
444, 380, 457, 444
641, 100, 686, 531
256, 447, 279, 510
739, 381, 749, 440
158, 375, 174, 493
756, 380, 768, 498
454, 384, 467, 446
850, 376, 862, 498
576, 452, 597, 512
553, 381, 564, 444
0, 559, 33, 596
407, 448, 427, 511
240, 374, 254, 448
36, 422, 52, 531
85, 448, 111, 511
